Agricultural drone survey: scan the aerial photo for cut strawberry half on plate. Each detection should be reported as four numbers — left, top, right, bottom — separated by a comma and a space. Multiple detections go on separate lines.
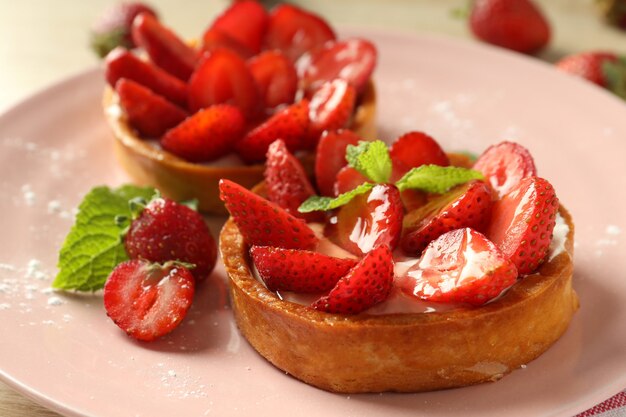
487, 176, 559, 274
103, 259, 195, 342
209, 0, 268, 54
250, 246, 356, 293
247, 50, 298, 111
307, 79, 357, 149
398, 228, 518, 305
389, 131, 449, 180
314, 129, 363, 196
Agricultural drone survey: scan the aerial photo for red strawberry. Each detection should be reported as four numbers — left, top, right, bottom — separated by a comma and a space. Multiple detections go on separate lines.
219, 179, 319, 250
326, 184, 403, 256
115, 78, 187, 138
398, 228, 518, 305
333, 166, 370, 196
200, 29, 253, 59
473, 141, 536, 198
161, 104, 245, 162
188, 48, 260, 119
400, 180, 493, 256
247, 50, 298, 111
315, 129, 363, 196
399, 189, 428, 212
105, 47, 187, 106
556, 52, 626, 99
487, 176, 559, 274
131, 12, 197, 80
90, 2, 157, 58
469, 0, 550, 54
299, 39, 377, 96
264, 139, 322, 222
250, 246, 357, 293
265, 4, 336, 62
236, 99, 310, 163
311, 244, 394, 314
389, 131, 449, 180
307, 79, 357, 149
103, 259, 195, 341
124, 197, 218, 280
209, 0, 269, 54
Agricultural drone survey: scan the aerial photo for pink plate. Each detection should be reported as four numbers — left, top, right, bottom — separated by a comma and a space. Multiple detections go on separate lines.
1, 30, 625, 417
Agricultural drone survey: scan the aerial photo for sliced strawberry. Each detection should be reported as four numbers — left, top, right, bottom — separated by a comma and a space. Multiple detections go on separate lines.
315, 129, 363, 196
161, 104, 245, 162
299, 39, 377, 96
326, 184, 403, 256
307, 79, 357, 149
131, 13, 197, 80
209, 0, 269, 54
389, 131, 450, 180
250, 246, 357, 293
188, 48, 261, 119
400, 189, 428, 212
398, 228, 518, 306
265, 4, 336, 62
103, 259, 195, 341
247, 50, 298, 111
219, 179, 319, 250
200, 29, 253, 59
401, 180, 493, 256
264, 139, 322, 222
487, 176, 559, 274
236, 99, 309, 163
311, 244, 394, 314
116, 78, 187, 138
473, 141, 537, 198
333, 166, 370, 196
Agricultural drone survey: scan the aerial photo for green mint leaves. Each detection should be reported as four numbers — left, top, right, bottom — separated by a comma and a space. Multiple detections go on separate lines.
346, 140, 392, 183
395, 165, 484, 193
52, 185, 158, 292
299, 183, 375, 213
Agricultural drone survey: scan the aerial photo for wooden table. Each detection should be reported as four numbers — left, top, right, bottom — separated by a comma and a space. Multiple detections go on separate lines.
0, 1, 624, 415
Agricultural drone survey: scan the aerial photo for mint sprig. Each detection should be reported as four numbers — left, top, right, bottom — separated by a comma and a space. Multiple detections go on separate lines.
396, 165, 484, 193
346, 140, 392, 183
299, 183, 375, 213
52, 185, 158, 292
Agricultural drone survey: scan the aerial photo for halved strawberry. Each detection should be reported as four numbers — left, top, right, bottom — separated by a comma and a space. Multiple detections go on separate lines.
315, 129, 363, 196
326, 184, 403, 256
247, 50, 298, 111
105, 47, 187, 106
161, 104, 245, 162
250, 246, 356, 293
400, 180, 493, 256
219, 179, 319, 250
188, 48, 261, 119
398, 228, 518, 305
389, 131, 449, 180
236, 99, 309, 163
299, 39, 377, 95
311, 244, 394, 314
209, 0, 268, 54
333, 166, 370, 196
473, 141, 537, 198
103, 259, 195, 341
307, 79, 357, 149
264, 4, 336, 62
200, 29, 253, 58
131, 13, 197, 80
487, 176, 559, 274
116, 78, 187, 138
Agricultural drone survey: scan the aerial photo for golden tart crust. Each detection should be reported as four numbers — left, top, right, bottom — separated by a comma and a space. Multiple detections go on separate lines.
219, 204, 578, 393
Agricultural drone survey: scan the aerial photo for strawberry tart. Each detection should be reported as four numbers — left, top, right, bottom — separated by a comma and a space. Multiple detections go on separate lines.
102, 1, 377, 214
218, 133, 578, 393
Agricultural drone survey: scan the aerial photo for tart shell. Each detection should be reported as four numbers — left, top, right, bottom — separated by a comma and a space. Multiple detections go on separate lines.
219, 202, 578, 393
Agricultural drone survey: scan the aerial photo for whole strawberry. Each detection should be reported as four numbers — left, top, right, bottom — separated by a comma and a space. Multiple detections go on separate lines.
469, 0, 550, 54
556, 52, 626, 99
125, 197, 217, 280
90, 2, 157, 58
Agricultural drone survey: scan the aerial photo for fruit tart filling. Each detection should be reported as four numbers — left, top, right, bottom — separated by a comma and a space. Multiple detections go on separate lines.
219, 130, 566, 315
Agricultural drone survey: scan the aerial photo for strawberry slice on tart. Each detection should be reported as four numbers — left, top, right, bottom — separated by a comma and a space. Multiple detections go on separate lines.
208, 0, 269, 54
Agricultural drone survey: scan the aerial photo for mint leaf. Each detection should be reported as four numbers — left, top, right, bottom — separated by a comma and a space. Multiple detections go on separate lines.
346, 140, 392, 183
603, 56, 626, 100
52, 185, 158, 291
395, 165, 484, 193
299, 183, 375, 213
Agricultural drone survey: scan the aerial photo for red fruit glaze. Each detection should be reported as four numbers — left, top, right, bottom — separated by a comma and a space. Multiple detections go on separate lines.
219, 179, 319, 250
125, 198, 218, 280
161, 104, 246, 162
209, 0, 269, 53
333, 166, 370, 196
556, 51, 619, 87
250, 246, 357, 293
311, 244, 394, 314
315, 129, 363, 196
247, 50, 298, 111
400, 180, 494, 256
487, 176, 559, 274
473, 141, 536, 198
200, 29, 253, 59
103, 259, 195, 342
115, 79, 187, 138
389, 131, 449, 180
307, 79, 357, 149
398, 228, 518, 305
